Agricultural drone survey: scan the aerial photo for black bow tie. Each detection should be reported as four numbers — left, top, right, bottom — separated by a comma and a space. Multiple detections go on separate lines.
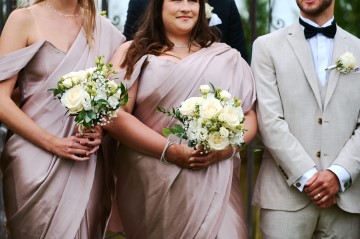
299, 18, 337, 39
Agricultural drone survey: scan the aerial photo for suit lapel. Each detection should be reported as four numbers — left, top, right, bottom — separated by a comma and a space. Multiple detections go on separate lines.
287, 24, 322, 110
324, 28, 349, 110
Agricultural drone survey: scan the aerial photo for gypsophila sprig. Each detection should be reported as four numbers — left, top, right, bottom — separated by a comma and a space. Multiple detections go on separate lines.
325, 51, 358, 74
157, 83, 246, 153
49, 56, 128, 133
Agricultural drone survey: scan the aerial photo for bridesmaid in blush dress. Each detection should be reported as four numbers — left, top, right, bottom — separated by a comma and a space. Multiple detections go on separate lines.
104, 0, 257, 238
0, 0, 125, 238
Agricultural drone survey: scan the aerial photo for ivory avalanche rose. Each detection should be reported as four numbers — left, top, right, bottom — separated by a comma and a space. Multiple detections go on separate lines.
199, 98, 222, 119
208, 132, 230, 150
326, 51, 357, 74
339, 52, 357, 69
218, 106, 242, 128
108, 95, 119, 109
61, 85, 84, 114
179, 97, 199, 116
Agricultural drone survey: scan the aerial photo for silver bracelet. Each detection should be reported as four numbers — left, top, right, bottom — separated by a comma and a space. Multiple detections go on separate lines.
225, 145, 237, 160
160, 141, 175, 164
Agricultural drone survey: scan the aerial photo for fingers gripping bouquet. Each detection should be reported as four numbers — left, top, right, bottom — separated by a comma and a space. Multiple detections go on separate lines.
50, 56, 128, 133
158, 84, 246, 153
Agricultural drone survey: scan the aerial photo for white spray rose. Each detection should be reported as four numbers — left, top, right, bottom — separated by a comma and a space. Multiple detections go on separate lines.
219, 90, 231, 101
219, 127, 229, 138
61, 85, 84, 114
199, 98, 222, 119
62, 77, 73, 88
208, 132, 230, 150
108, 80, 118, 92
199, 84, 211, 94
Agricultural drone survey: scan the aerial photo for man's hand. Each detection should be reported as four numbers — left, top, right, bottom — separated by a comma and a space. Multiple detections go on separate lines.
304, 170, 340, 208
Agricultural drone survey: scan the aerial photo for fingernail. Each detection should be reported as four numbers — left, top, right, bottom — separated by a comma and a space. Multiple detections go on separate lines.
190, 164, 194, 167
189, 158, 194, 162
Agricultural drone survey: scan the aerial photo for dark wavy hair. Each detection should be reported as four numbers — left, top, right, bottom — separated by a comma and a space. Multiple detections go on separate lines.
121, 0, 220, 79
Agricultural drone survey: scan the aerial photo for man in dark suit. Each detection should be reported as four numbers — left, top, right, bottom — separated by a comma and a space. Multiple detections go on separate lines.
123, 0, 248, 61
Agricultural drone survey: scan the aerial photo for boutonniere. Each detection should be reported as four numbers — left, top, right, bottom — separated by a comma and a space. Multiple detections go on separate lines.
325, 51, 358, 74
205, 3, 222, 27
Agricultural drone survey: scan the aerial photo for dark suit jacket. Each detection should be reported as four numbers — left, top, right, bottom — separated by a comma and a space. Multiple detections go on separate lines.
123, 0, 247, 60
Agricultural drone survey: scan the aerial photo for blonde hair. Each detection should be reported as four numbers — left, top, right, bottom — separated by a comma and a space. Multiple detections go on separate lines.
18, 0, 97, 45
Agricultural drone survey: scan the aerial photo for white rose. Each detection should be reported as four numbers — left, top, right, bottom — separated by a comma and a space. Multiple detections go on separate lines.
219, 127, 229, 138
114, 88, 122, 99
208, 132, 230, 150
108, 95, 119, 109
218, 106, 242, 128
199, 85, 211, 94
199, 98, 222, 119
61, 85, 84, 114
179, 97, 199, 116
205, 3, 214, 20
219, 90, 231, 101
339, 51, 357, 69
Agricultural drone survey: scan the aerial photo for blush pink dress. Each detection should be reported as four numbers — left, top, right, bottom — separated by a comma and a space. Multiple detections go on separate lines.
0, 16, 124, 239
114, 43, 256, 239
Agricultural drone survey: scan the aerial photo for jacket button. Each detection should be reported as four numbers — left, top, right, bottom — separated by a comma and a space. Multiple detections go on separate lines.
318, 117, 322, 124
295, 182, 302, 187
316, 151, 321, 158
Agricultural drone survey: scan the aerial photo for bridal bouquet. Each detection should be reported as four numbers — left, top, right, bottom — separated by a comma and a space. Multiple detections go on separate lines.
157, 84, 245, 152
50, 56, 128, 132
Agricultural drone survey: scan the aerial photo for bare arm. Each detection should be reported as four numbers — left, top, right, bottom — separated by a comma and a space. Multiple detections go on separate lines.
0, 10, 95, 161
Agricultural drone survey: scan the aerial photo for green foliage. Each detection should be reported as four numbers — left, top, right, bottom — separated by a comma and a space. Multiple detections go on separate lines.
335, 2, 360, 38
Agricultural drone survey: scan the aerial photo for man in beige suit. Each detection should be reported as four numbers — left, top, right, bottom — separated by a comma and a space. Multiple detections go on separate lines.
251, 0, 360, 238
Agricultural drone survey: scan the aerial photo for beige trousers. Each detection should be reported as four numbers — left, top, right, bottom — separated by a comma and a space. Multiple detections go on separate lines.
261, 203, 360, 239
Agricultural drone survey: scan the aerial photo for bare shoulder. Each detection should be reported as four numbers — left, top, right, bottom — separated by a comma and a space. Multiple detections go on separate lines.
111, 41, 133, 69
0, 8, 35, 55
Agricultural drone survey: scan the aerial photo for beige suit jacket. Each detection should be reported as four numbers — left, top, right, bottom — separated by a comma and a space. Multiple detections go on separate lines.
251, 22, 360, 213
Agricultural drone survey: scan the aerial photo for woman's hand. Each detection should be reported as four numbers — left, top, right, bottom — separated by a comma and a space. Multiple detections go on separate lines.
189, 145, 236, 170
76, 125, 103, 155
165, 144, 236, 170
50, 136, 93, 161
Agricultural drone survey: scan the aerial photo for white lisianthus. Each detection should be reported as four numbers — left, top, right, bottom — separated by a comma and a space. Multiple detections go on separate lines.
220, 90, 231, 101
107, 95, 119, 109
179, 97, 198, 116
114, 88, 122, 99
197, 127, 208, 141
61, 85, 84, 114
208, 132, 230, 150
199, 98, 222, 119
205, 3, 214, 20
108, 80, 118, 92
94, 90, 107, 101
81, 91, 92, 111
230, 131, 244, 145
218, 106, 241, 127
200, 84, 211, 94
219, 127, 229, 138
